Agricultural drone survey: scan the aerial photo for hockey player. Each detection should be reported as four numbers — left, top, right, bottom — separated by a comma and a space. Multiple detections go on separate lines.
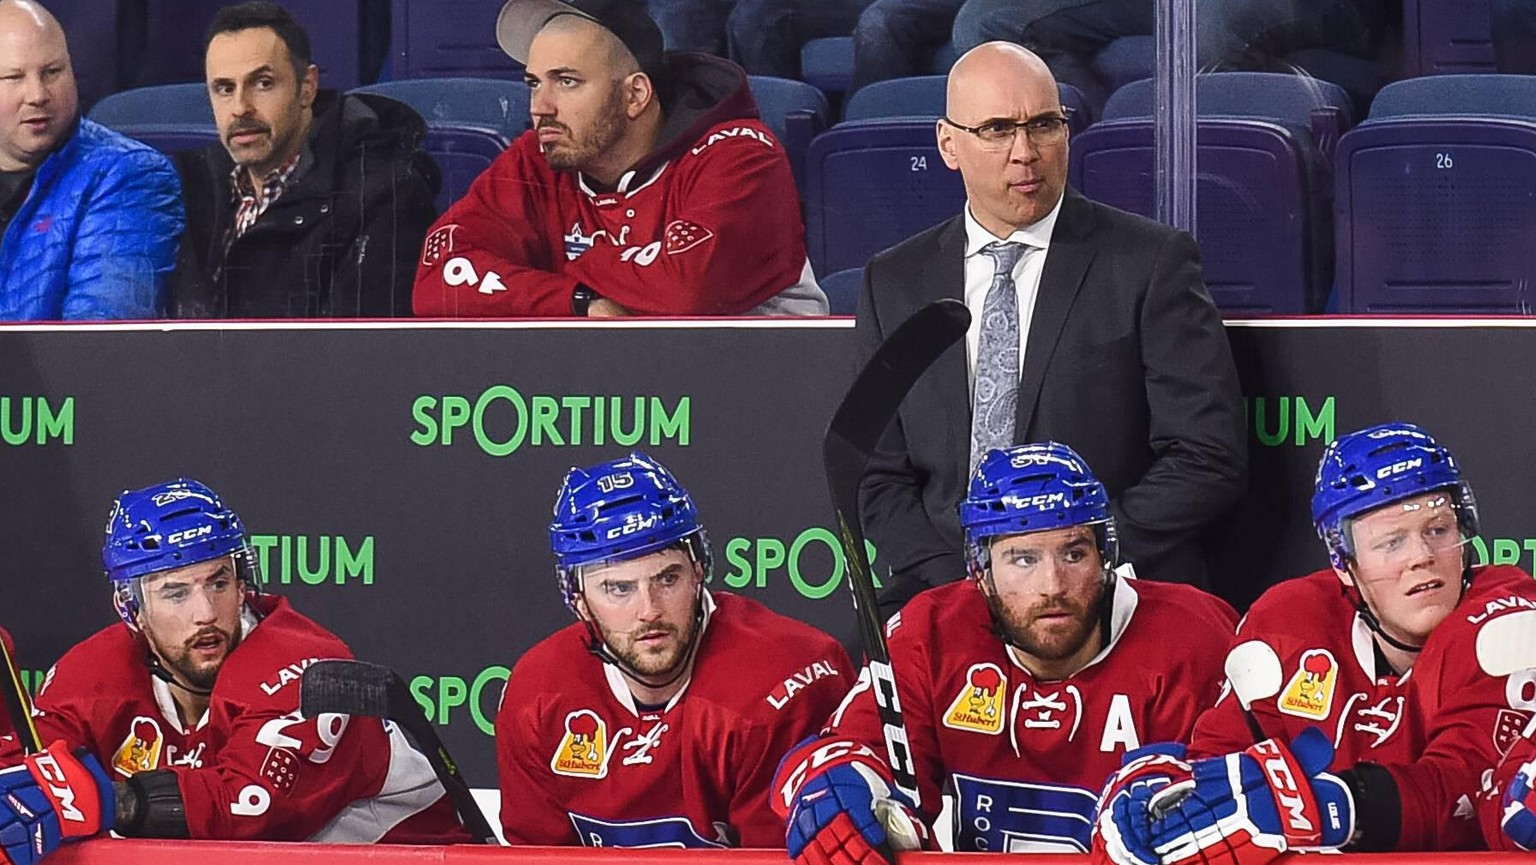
775, 442, 1238, 863
411, 0, 825, 317
0, 478, 468, 864
496, 452, 855, 846
1095, 422, 1536, 864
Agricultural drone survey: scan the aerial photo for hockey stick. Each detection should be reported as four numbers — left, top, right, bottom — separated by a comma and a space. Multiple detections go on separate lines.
0, 634, 41, 754
824, 297, 971, 809
301, 659, 498, 844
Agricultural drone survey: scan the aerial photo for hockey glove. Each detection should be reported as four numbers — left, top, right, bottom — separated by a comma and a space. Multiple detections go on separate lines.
0, 741, 114, 865
1092, 742, 1194, 865
1503, 749, 1536, 850
773, 737, 928, 865
1142, 727, 1353, 865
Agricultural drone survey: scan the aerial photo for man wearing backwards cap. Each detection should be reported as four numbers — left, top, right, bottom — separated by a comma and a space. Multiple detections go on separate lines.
412, 0, 825, 317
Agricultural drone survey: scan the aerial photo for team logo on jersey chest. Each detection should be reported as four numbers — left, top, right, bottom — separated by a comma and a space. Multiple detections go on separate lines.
111, 716, 164, 777
1278, 649, 1337, 720
552, 710, 612, 778
944, 663, 1008, 734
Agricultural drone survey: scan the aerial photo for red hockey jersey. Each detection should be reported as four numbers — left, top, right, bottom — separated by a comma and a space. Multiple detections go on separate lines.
825, 576, 1237, 853
30, 596, 467, 843
413, 54, 818, 318
0, 626, 19, 762
1190, 565, 1536, 850
496, 590, 854, 847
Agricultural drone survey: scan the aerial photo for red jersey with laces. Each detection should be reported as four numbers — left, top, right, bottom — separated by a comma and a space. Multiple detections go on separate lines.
412, 54, 815, 317
28, 596, 467, 843
496, 590, 854, 847
1190, 564, 1536, 851
824, 575, 1237, 854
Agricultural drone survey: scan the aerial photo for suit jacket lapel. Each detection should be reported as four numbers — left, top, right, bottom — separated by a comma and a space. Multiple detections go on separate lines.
924, 216, 972, 480
1016, 189, 1098, 437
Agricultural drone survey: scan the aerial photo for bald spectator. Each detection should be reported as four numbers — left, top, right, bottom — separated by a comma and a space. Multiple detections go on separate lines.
0, 0, 182, 320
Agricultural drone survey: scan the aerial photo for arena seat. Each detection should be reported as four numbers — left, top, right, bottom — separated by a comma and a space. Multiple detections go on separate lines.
746, 76, 831, 188
802, 120, 964, 275
1403, 0, 1497, 75
1334, 74, 1536, 313
1068, 72, 1352, 314
353, 79, 530, 212
819, 267, 863, 315
86, 83, 219, 155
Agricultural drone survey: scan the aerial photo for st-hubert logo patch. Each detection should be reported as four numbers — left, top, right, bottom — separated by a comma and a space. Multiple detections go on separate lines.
1278, 649, 1338, 720
943, 663, 1008, 734
111, 716, 164, 777
552, 709, 610, 778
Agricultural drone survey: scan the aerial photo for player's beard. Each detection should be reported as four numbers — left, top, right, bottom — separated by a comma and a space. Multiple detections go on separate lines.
985, 585, 1103, 663
599, 609, 700, 683
152, 625, 243, 691
540, 80, 628, 172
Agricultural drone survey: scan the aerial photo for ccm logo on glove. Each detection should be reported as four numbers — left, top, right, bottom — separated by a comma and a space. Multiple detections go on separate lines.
32, 753, 86, 824
1253, 741, 1318, 844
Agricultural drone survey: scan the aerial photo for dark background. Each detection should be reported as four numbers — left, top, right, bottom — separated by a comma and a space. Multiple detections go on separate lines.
2, 320, 1533, 783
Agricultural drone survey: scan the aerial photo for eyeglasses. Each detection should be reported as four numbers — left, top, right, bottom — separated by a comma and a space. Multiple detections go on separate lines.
942, 112, 1072, 150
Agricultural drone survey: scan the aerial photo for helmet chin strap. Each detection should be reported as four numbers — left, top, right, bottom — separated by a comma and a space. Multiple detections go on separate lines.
583, 585, 707, 694
143, 650, 214, 697
1344, 556, 1475, 657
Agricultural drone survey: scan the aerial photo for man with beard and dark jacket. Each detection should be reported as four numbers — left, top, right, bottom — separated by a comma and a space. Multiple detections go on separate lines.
171, 2, 439, 318
412, 0, 825, 317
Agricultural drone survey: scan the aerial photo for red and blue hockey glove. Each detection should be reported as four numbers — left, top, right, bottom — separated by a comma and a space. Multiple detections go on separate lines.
773, 737, 928, 865
0, 741, 114, 865
1092, 742, 1194, 865
1503, 748, 1536, 850
1140, 727, 1353, 865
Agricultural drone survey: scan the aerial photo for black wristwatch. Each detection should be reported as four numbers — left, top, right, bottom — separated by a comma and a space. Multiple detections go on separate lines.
571, 284, 599, 317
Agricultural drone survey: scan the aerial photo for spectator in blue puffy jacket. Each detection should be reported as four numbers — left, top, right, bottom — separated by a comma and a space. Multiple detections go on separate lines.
0, 0, 183, 320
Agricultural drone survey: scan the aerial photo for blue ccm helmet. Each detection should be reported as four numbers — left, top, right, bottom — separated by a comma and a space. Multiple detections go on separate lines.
959, 442, 1119, 578
550, 452, 712, 613
1311, 422, 1478, 572
103, 478, 261, 631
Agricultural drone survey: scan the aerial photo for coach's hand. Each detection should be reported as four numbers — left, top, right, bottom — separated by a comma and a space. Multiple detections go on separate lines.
0, 741, 114, 865
774, 737, 927, 865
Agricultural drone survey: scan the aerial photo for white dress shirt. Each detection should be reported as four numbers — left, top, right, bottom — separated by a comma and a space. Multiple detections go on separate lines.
962, 194, 1064, 388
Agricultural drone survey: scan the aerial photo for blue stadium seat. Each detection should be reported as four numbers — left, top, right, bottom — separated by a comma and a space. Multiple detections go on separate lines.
87, 84, 219, 155
801, 37, 853, 96
844, 77, 1092, 132
746, 76, 830, 187
820, 267, 863, 315
1403, 0, 1497, 75
393, 0, 524, 79
54, 0, 121, 111
1068, 73, 1351, 314
1334, 75, 1536, 313
803, 119, 965, 275
353, 79, 530, 212
1091, 36, 1153, 98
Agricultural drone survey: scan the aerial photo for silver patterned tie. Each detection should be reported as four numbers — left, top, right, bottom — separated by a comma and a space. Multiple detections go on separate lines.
970, 241, 1027, 470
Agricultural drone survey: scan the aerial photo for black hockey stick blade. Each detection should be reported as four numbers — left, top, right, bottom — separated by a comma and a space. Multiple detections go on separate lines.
824, 298, 970, 661
0, 634, 41, 754
823, 298, 970, 809
302, 659, 499, 844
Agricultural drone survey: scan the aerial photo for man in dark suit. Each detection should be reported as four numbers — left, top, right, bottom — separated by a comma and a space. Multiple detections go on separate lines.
857, 41, 1246, 620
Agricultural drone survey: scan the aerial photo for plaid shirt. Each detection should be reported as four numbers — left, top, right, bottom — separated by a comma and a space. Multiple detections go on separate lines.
226, 152, 302, 250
